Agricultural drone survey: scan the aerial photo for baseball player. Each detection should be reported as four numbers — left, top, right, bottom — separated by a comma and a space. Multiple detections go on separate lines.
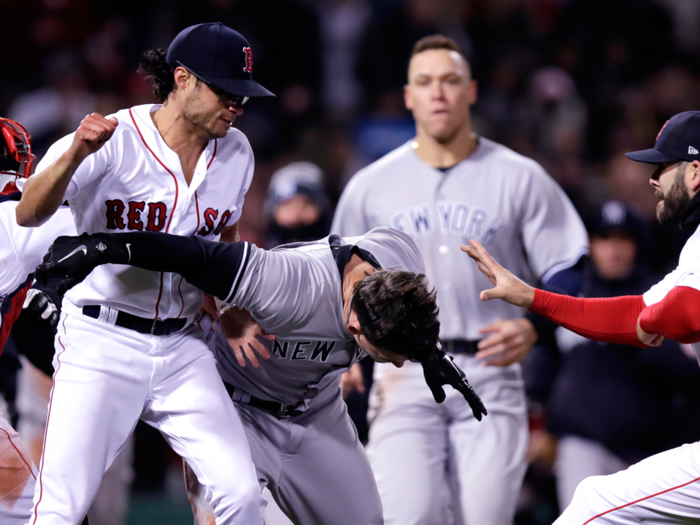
34, 225, 487, 525
0, 118, 75, 525
332, 35, 589, 524
464, 110, 700, 524
15, 22, 275, 525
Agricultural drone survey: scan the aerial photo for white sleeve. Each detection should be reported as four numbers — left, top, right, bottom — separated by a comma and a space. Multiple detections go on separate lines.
643, 268, 682, 305
331, 175, 372, 236
519, 165, 588, 280
34, 130, 115, 201
228, 137, 255, 225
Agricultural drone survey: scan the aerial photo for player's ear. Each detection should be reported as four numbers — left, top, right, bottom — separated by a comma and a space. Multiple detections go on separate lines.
173, 66, 192, 91
468, 80, 478, 106
347, 320, 361, 336
404, 84, 413, 111
690, 161, 700, 194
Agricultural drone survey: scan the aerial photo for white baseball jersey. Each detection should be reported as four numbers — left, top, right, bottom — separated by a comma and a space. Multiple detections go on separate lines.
643, 226, 700, 362
212, 227, 425, 411
0, 203, 74, 300
332, 138, 589, 340
35, 103, 254, 320
555, 226, 700, 524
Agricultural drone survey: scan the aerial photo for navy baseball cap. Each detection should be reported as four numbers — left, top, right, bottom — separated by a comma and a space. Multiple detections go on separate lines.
625, 111, 700, 165
166, 22, 274, 98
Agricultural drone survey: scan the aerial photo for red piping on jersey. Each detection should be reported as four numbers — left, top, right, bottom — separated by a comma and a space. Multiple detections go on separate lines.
0, 427, 36, 479
32, 317, 68, 524
192, 191, 201, 236
208, 140, 217, 168
582, 475, 700, 523
129, 108, 180, 320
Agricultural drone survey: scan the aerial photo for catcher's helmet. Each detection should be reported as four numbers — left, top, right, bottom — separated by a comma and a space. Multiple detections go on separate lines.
0, 118, 34, 178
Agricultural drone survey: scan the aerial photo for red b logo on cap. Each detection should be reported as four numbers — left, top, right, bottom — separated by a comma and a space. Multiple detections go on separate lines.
243, 47, 253, 73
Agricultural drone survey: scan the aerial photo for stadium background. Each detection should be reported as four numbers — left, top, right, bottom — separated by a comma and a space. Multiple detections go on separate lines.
1, 0, 700, 523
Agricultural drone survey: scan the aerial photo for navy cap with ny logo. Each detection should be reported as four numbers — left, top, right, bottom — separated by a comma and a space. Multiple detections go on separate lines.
166, 22, 275, 98
626, 111, 700, 164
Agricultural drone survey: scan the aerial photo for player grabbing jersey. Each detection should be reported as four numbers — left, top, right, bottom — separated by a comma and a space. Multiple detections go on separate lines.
464, 110, 700, 525
15, 23, 274, 525
34, 226, 487, 525
0, 118, 75, 525
332, 35, 588, 525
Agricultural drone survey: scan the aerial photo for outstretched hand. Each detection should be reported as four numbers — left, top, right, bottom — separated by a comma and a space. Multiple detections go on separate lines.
461, 240, 535, 308
422, 347, 488, 421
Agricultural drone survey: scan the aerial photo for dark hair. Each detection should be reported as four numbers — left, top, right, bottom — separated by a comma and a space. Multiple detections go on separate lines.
138, 49, 176, 103
412, 34, 466, 59
351, 269, 440, 362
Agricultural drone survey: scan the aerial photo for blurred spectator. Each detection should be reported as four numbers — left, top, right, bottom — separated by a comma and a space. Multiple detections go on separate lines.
523, 200, 700, 513
265, 161, 331, 248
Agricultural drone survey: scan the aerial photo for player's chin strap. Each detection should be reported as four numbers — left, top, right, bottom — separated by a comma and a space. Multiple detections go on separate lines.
421, 342, 488, 421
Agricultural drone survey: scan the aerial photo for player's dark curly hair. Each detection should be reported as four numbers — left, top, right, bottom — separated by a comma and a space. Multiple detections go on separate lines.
138, 49, 176, 103
351, 269, 440, 362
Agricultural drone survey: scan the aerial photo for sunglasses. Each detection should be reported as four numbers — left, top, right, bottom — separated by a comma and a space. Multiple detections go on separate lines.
178, 63, 249, 107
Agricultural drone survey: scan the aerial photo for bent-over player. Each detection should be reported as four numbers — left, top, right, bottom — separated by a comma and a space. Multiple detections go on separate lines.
332, 35, 588, 524
16, 22, 275, 525
0, 118, 75, 525
35, 226, 486, 525
464, 110, 700, 524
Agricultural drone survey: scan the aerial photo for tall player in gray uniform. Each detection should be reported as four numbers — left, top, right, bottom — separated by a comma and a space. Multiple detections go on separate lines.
332, 35, 588, 524
34, 226, 487, 525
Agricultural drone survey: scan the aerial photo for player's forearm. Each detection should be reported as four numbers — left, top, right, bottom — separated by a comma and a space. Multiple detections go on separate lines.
639, 286, 700, 344
529, 289, 647, 347
16, 150, 85, 227
102, 231, 245, 301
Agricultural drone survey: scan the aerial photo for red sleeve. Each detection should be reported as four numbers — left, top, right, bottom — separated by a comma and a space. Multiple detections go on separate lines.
529, 289, 647, 347
0, 284, 29, 352
639, 286, 700, 344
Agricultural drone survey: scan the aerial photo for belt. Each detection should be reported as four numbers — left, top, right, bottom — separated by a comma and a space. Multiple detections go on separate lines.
440, 339, 481, 355
82, 305, 187, 336
224, 381, 303, 420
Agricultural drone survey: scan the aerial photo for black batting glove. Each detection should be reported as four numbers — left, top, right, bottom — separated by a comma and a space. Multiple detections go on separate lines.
35, 233, 129, 294
422, 345, 488, 421
22, 277, 64, 328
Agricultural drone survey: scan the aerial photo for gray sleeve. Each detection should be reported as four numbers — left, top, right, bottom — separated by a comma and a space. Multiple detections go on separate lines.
229, 246, 312, 331
519, 166, 588, 280
331, 175, 371, 236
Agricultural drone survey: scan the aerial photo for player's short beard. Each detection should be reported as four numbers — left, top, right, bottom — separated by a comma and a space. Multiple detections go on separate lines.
657, 163, 690, 227
183, 82, 228, 140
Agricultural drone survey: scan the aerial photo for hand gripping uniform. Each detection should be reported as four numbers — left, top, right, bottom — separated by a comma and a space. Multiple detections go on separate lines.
35, 226, 427, 525
29, 103, 263, 525
332, 138, 588, 524
209, 227, 424, 525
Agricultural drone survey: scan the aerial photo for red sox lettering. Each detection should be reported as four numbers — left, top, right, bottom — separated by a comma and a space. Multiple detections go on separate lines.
105, 199, 232, 236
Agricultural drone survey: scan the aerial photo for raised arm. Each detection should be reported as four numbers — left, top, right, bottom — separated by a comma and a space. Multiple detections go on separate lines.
16, 114, 117, 227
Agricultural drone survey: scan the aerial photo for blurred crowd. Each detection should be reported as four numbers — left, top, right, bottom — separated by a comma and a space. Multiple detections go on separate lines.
3, 0, 700, 523
1, 0, 699, 263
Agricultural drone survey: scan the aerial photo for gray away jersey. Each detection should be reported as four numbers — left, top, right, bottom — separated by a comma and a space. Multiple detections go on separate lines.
332, 138, 588, 341
212, 227, 425, 411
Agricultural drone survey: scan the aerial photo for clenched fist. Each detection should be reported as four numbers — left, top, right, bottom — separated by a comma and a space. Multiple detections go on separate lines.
69, 113, 118, 161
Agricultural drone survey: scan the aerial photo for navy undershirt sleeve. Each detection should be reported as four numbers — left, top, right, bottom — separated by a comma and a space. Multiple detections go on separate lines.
108, 231, 250, 302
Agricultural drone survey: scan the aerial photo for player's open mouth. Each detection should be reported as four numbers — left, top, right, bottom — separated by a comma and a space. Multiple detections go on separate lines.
221, 118, 234, 126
